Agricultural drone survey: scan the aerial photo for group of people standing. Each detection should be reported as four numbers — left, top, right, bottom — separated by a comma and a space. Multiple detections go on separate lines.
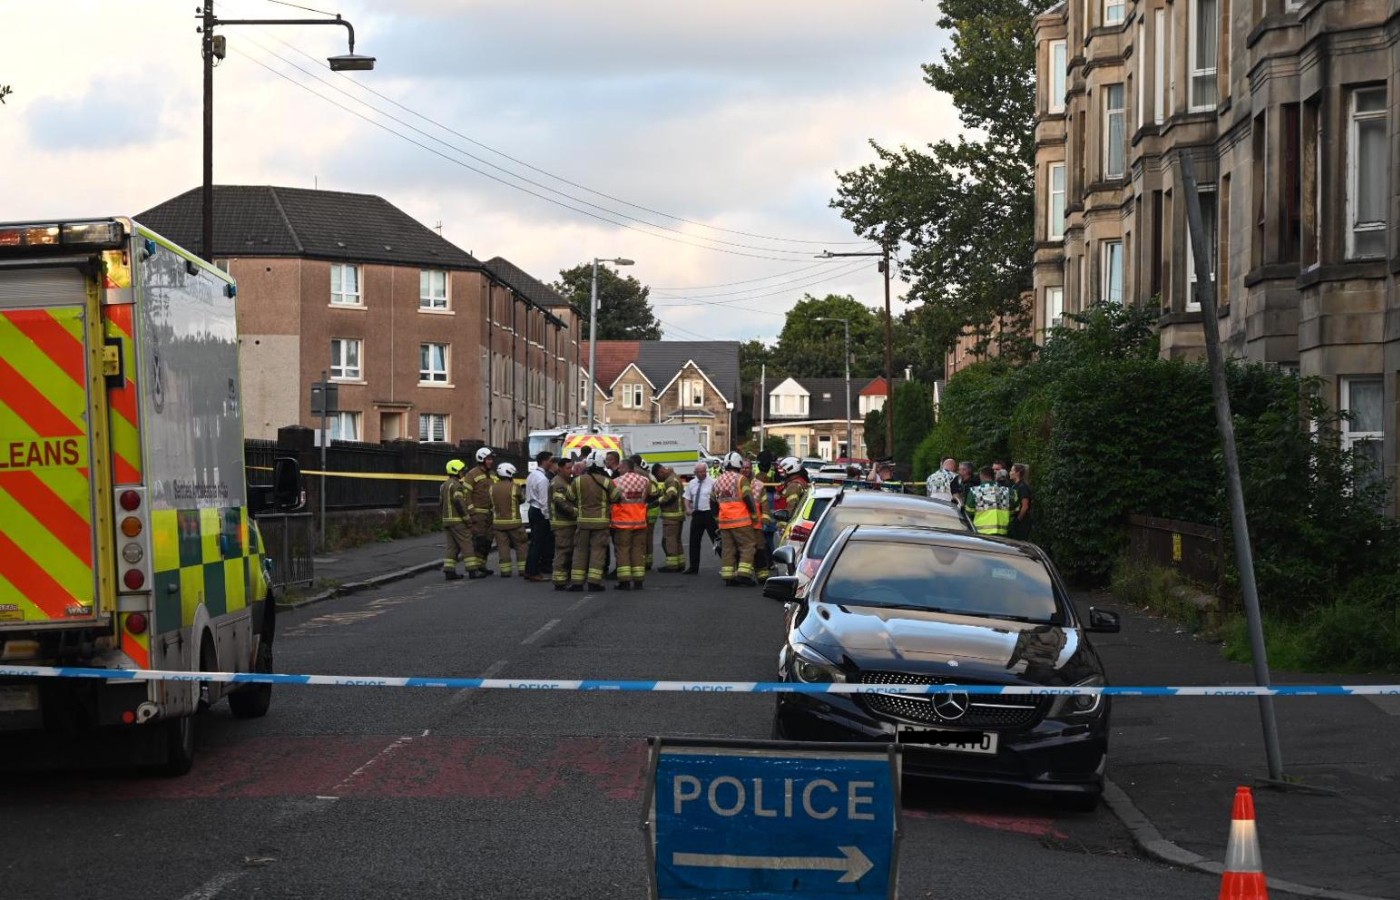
439, 446, 813, 592
925, 457, 1034, 541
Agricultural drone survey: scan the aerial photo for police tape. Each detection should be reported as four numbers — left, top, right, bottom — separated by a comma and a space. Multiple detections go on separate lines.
1, 665, 1398, 696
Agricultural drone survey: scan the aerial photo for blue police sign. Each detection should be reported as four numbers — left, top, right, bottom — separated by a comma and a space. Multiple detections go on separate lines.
643, 738, 902, 900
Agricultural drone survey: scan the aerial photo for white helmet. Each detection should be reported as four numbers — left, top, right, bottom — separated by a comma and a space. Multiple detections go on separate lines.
475, 446, 495, 463
777, 456, 802, 477
724, 451, 745, 470
588, 448, 610, 469
496, 462, 517, 479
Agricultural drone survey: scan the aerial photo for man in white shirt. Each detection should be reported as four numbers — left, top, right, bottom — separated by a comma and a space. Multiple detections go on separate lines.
524, 452, 556, 582
682, 462, 719, 574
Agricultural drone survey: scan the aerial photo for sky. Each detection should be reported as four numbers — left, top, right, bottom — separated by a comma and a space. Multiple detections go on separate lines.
0, 0, 959, 343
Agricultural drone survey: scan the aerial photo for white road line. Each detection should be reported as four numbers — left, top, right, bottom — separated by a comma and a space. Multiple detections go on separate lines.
521, 618, 561, 646
566, 596, 591, 613
175, 870, 245, 900
329, 733, 417, 795
447, 658, 508, 706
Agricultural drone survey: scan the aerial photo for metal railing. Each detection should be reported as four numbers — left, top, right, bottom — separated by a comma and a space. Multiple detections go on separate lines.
254, 512, 316, 591
1126, 513, 1224, 593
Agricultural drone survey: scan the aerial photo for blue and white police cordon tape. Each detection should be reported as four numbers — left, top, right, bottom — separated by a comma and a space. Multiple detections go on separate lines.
1, 665, 1399, 696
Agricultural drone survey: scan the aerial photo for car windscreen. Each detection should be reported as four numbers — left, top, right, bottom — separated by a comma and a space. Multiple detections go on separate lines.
805, 497, 833, 524
820, 541, 1061, 623
806, 504, 965, 558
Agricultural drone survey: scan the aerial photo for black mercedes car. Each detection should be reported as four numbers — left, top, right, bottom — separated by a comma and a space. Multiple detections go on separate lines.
766, 525, 1121, 810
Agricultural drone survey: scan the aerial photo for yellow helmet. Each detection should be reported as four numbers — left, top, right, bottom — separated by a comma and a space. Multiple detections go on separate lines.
446, 459, 465, 476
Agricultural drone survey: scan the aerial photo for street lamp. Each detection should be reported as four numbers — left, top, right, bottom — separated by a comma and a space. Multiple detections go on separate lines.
814, 317, 853, 461
586, 257, 635, 431
818, 244, 893, 461
199, 3, 375, 262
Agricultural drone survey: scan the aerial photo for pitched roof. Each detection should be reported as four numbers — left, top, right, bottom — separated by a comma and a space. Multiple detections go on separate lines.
582, 341, 741, 404
138, 185, 483, 269
483, 256, 574, 310
860, 377, 890, 397
587, 341, 641, 394
794, 378, 853, 421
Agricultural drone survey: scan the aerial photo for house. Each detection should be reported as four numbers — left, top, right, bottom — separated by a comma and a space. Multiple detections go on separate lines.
762, 376, 888, 461
138, 186, 580, 445
1029, 0, 1400, 509
580, 341, 741, 453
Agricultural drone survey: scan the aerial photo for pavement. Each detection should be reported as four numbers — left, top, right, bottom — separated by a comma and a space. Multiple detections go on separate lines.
305, 535, 1400, 899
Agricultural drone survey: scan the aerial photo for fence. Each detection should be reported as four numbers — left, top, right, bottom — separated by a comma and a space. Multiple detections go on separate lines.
254, 512, 316, 590
1126, 514, 1225, 594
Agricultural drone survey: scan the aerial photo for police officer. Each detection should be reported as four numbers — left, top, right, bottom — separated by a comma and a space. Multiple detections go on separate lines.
463, 446, 496, 578
490, 462, 528, 576
967, 464, 1013, 536
440, 459, 471, 580
571, 449, 620, 592
712, 451, 758, 586
611, 459, 651, 590
550, 456, 581, 591
654, 464, 686, 572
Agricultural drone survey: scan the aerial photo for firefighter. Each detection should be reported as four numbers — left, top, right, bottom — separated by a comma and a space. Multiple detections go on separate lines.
750, 465, 772, 582
631, 454, 660, 572
777, 456, 810, 515
571, 449, 621, 592
550, 455, 581, 591
463, 446, 497, 578
711, 451, 758, 586
611, 459, 651, 590
490, 462, 528, 577
440, 459, 471, 580
655, 463, 686, 572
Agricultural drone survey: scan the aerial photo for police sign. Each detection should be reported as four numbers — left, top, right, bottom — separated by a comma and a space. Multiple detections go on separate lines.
642, 738, 901, 900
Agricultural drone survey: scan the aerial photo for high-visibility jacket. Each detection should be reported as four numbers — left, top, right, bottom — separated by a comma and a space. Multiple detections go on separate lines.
645, 475, 661, 524
611, 472, 651, 530
440, 476, 468, 524
575, 470, 620, 530
713, 471, 754, 531
465, 465, 493, 516
490, 477, 522, 528
657, 475, 684, 520
750, 477, 771, 530
781, 475, 808, 513
550, 473, 578, 526
968, 482, 1013, 536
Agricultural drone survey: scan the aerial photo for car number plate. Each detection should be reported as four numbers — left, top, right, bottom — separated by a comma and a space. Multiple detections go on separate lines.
0, 685, 40, 713
897, 727, 998, 755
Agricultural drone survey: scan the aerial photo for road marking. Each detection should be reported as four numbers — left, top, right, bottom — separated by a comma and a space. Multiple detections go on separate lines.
521, 618, 561, 645
330, 733, 418, 795
567, 595, 591, 613
175, 870, 245, 900
448, 659, 508, 706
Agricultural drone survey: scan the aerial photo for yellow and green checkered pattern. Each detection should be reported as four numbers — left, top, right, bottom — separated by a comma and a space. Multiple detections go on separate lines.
150, 506, 264, 633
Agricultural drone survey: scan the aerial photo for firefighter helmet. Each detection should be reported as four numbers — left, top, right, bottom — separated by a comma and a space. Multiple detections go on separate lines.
446, 459, 465, 476
587, 448, 610, 469
496, 462, 517, 479
724, 451, 745, 470
475, 446, 494, 463
776, 456, 802, 477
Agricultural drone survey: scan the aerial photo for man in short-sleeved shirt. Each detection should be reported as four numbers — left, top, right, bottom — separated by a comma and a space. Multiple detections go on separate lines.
1009, 463, 1034, 542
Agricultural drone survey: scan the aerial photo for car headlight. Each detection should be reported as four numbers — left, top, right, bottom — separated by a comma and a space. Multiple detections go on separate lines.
1049, 676, 1106, 718
786, 643, 846, 684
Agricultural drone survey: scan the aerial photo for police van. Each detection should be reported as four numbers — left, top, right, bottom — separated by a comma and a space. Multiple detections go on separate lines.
0, 218, 300, 773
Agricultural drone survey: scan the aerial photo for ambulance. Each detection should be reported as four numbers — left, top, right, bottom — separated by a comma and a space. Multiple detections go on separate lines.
0, 218, 301, 774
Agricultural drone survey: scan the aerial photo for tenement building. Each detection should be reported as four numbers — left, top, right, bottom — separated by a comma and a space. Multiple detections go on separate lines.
1034, 0, 1400, 504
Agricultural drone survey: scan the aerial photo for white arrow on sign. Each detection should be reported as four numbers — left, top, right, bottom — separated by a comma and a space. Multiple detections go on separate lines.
672, 845, 874, 884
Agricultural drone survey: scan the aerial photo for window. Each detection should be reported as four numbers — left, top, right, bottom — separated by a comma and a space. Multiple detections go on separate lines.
1048, 163, 1067, 240
1302, 99, 1321, 267
1154, 9, 1166, 124
1187, 186, 1217, 311
1104, 84, 1126, 179
1136, 21, 1146, 130
1281, 104, 1302, 263
419, 413, 448, 443
330, 338, 362, 381
697, 425, 711, 452
331, 264, 361, 306
1348, 87, 1388, 259
1105, 0, 1125, 24
680, 377, 704, 407
1047, 286, 1065, 328
796, 434, 809, 457
1341, 377, 1384, 485
1151, 190, 1165, 296
1189, 0, 1218, 110
1049, 40, 1067, 113
621, 383, 644, 408
1102, 240, 1124, 304
328, 411, 361, 442
420, 343, 449, 384
1167, 5, 1177, 113
419, 270, 448, 310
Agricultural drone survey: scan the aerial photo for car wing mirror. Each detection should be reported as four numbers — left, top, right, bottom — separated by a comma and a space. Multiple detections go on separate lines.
272, 457, 305, 510
1087, 607, 1121, 634
770, 544, 797, 574
763, 576, 798, 603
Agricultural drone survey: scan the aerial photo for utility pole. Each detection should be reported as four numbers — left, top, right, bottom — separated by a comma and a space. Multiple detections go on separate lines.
816, 244, 895, 460
1181, 153, 1284, 782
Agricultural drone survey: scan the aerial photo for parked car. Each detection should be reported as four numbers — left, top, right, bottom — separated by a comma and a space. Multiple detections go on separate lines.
813, 463, 854, 484
766, 525, 1121, 810
771, 489, 973, 597
773, 484, 841, 552
799, 457, 827, 480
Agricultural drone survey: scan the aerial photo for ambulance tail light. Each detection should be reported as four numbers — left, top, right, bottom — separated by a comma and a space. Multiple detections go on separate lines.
123, 569, 146, 591
120, 490, 141, 511
115, 487, 151, 595
124, 612, 148, 635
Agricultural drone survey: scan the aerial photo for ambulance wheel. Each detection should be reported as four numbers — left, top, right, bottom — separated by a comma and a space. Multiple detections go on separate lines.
229, 643, 273, 720
160, 713, 197, 777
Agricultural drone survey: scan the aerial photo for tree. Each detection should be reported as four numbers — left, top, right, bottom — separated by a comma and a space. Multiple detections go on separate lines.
771, 294, 882, 379
761, 434, 791, 459
863, 408, 887, 460
738, 339, 773, 438
553, 263, 661, 340
892, 381, 933, 466
831, 0, 1053, 361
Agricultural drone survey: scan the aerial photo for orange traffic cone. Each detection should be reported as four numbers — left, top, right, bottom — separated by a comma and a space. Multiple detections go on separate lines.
1219, 786, 1268, 900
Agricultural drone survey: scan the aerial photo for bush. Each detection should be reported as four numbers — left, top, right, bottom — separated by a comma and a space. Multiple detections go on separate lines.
761, 434, 791, 459
892, 381, 932, 466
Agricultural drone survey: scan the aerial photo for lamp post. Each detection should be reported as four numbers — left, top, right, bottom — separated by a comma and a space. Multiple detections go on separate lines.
586, 257, 635, 431
818, 244, 893, 460
199, 3, 374, 262
814, 317, 853, 460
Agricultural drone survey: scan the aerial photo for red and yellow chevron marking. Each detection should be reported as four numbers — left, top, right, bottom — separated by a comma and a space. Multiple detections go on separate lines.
102, 304, 142, 484
0, 307, 97, 623
563, 433, 623, 454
